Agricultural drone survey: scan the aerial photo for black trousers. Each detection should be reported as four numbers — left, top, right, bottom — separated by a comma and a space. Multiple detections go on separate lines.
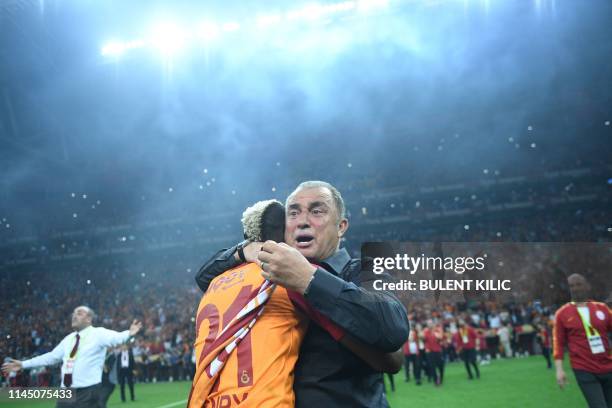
119, 367, 135, 401
56, 384, 101, 408
97, 383, 115, 408
574, 370, 612, 408
542, 347, 552, 368
461, 349, 480, 379
426, 352, 444, 384
404, 355, 422, 382
384, 373, 395, 392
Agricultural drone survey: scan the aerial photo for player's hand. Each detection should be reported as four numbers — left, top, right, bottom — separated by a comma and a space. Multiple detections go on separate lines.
556, 369, 568, 389
1, 359, 23, 375
129, 320, 143, 336
243, 241, 263, 263
257, 241, 317, 294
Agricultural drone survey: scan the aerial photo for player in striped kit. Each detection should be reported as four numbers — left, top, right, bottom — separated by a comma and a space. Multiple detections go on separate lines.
188, 200, 402, 407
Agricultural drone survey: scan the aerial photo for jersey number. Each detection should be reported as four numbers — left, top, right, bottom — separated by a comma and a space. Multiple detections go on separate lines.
196, 285, 254, 387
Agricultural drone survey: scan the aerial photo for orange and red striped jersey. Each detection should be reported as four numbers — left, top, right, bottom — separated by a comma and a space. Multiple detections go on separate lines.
553, 302, 611, 374
188, 262, 344, 408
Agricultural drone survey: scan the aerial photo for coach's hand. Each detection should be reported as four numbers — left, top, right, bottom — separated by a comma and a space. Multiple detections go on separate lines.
129, 320, 143, 336
258, 241, 317, 294
1, 359, 23, 375
556, 369, 568, 389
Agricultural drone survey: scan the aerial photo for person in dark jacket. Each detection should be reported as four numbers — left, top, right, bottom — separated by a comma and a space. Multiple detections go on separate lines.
195, 180, 409, 407
117, 344, 135, 402
98, 348, 117, 408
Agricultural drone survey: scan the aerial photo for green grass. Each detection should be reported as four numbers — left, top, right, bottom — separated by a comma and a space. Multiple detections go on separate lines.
4, 357, 585, 407
386, 356, 585, 408
1, 381, 190, 408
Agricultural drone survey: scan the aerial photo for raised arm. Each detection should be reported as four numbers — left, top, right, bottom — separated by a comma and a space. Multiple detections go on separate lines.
2, 338, 66, 374
98, 320, 142, 348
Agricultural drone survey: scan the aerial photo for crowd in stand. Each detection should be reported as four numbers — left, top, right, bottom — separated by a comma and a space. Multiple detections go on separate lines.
0, 264, 200, 388
3, 259, 607, 390
0, 203, 609, 389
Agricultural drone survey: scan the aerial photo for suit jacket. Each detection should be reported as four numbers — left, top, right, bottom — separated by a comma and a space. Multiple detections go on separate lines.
102, 353, 117, 385
116, 349, 135, 371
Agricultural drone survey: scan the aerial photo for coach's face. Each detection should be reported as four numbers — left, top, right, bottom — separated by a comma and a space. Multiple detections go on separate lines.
71, 307, 92, 331
285, 187, 348, 261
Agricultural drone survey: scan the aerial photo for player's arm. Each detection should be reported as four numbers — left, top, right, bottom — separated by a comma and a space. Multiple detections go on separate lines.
287, 290, 402, 373
553, 308, 568, 389
195, 242, 262, 292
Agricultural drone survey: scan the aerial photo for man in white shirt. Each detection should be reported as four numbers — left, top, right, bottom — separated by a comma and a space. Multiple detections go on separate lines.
1, 305, 142, 407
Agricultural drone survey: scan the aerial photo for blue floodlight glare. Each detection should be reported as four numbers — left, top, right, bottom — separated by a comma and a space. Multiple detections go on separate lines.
100, 0, 393, 58
101, 40, 146, 57
256, 14, 283, 28
357, 0, 389, 12
287, 1, 358, 22
197, 21, 220, 42
149, 23, 189, 57
221, 22, 241, 32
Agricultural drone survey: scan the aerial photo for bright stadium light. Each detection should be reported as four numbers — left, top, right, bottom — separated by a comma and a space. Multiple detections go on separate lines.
357, 0, 389, 12
197, 21, 220, 42
321, 1, 356, 14
221, 21, 241, 32
286, 4, 325, 21
149, 23, 189, 57
101, 40, 145, 57
256, 13, 283, 28
286, 1, 358, 22
99, 0, 392, 58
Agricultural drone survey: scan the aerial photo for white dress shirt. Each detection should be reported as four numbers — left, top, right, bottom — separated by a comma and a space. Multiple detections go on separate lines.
21, 326, 130, 388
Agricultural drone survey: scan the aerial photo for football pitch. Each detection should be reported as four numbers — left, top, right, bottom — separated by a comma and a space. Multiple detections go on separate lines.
3, 357, 585, 407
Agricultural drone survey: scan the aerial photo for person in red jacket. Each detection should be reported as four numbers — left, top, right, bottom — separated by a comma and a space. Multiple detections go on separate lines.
453, 320, 480, 380
553, 274, 611, 408
423, 320, 444, 386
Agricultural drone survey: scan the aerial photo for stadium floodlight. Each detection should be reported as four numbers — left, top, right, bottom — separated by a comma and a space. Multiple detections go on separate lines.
286, 1, 358, 22
357, 0, 389, 11
256, 13, 283, 28
221, 22, 241, 32
197, 21, 220, 42
101, 40, 146, 57
149, 23, 189, 57
322, 1, 356, 14
99, 0, 391, 58
286, 3, 325, 21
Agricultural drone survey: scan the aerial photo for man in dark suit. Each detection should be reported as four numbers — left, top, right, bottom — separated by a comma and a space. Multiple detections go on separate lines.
98, 348, 117, 408
117, 344, 135, 402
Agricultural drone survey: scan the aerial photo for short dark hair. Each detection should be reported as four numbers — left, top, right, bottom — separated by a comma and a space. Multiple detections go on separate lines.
260, 201, 285, 242
241, 200, 285, 242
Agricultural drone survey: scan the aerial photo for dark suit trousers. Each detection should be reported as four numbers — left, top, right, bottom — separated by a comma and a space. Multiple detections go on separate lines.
118, 368, 135, 401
